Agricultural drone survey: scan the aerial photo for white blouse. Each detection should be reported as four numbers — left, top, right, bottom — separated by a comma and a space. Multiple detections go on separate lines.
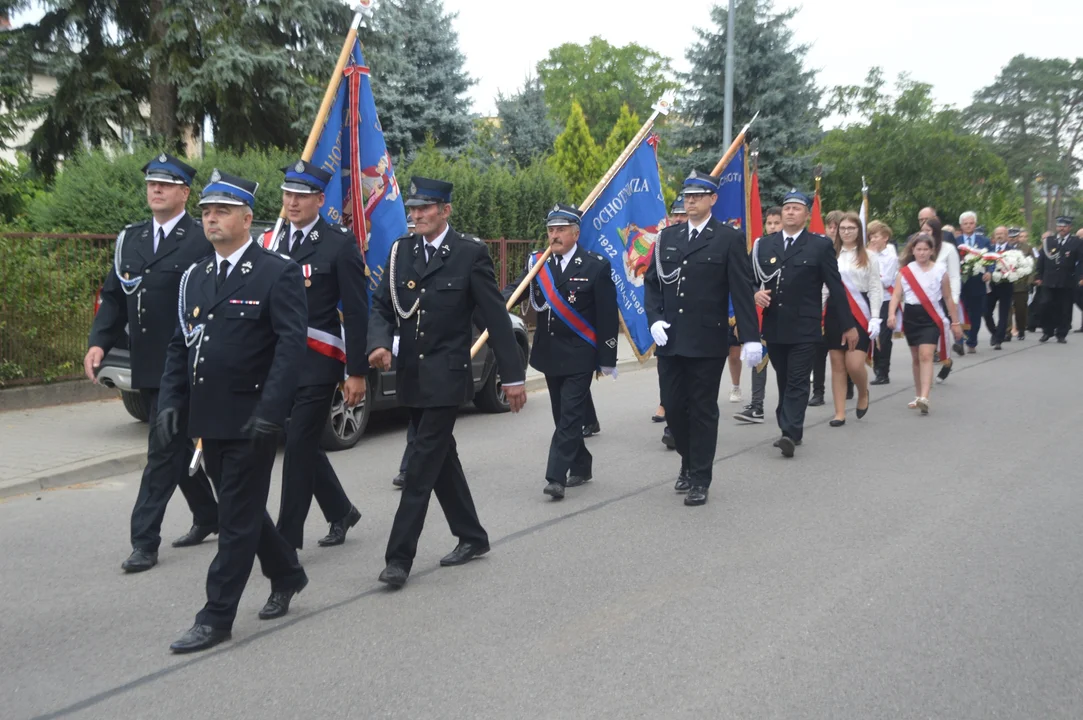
900, 261, 947, 306
935, 241, 961, 303
822, 246, 883, 313
871, 246, 898, 293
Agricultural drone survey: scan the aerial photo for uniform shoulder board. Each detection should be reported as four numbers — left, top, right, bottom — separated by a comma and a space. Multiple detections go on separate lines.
589, 252, 606, 263
124, 219, 150, 230
462, 234, 482, 245
336, 224, 349, 234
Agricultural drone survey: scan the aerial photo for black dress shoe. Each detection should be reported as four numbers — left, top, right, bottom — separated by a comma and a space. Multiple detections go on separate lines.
856, 402, 869, 419
565, 474, 591, 487
952, 341, 965, 357
121, 549, 158, 573
651, 414, 666, 423
829, 418, 846, 427
440, 541, 490, 566
1003, 335, 1011, 342
772, 436, 801, 449
870, 374, 889, 385
378, 564, 409, 588
258, 576, 308, 620
1040, 334, 1052, 342
661, 426, 676, 450
993, 342, 1002, 350
1017, 332, 1026, 340
172, 524, 218, 548
778, 436, 796, 458
317, 505, 361, 547
543, 481, 565, 500
1057, 337, 1068, 344
392, 472, 406, 489
684, 486, 709, 506
582, 422, 601, 438
674, 468, 692, 493
808, 393, 825, 407
937, 362, 952, 381
170, 624, 231, 654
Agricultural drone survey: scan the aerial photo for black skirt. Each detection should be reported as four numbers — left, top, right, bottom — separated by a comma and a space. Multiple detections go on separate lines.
903, 303, 942, 346
824, 296, 871, 352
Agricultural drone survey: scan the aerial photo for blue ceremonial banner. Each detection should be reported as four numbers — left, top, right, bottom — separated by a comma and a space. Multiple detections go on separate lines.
713, 147, 746, 324
579, 137, 668, 358
309, 40, 407, 296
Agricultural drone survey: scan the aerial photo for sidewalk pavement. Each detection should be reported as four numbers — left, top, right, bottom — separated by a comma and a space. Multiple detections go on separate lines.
0, 331, 655, 500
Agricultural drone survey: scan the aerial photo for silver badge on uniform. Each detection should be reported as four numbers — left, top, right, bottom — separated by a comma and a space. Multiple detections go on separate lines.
310, 230, 319, 242
209, 169, 221, 183
158, 153, 167, 163
240, 260, 253, 275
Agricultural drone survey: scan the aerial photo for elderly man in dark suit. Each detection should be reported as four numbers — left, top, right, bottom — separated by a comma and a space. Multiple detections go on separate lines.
753, 190, 856, 458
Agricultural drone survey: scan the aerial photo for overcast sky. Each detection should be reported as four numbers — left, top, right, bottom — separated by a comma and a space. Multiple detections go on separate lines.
12, 0, 1080, 126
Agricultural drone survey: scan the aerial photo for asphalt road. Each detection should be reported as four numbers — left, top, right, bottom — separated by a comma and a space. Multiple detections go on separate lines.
3, 335, 1082, 720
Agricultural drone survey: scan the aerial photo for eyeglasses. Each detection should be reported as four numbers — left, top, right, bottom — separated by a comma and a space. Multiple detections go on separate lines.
839, 226, 859, 233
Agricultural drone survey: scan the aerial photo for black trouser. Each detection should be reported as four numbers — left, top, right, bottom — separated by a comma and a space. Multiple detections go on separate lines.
1043, 286, 1075, 339
873, 300, 893, 377
1027, 289, 1043, 331
398, 417, 417, 474
767, 342, 817, 443
658, 355, 725, 487
130, 389, 218, 553
962, 287, 986, 347
386, 406, 488, 572
276, 383, 353, 549
984, 289, 998, 336
750, 360, 767, 410
197, 437, 306, 630
989, 283, 1014, 343
583, 388, 598, 427
811, 344, 828, 396
544, 372, 593, 484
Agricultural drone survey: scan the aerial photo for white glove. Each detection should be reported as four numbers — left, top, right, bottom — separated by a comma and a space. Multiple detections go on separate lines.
599, 366, 618, 380
867, 318, 882, 339
740, 341, 763, 368
392, 334, 400, 357
650, 321, 671, 347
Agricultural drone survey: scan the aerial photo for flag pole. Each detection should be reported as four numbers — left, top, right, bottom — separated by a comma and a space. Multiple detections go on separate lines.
193, 2, 373, 478
710, 111, 760, 177
469, 90, 677, 359
266, 2, 374, 245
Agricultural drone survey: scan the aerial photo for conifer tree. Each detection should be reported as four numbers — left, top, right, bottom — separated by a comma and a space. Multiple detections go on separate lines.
600, 104, 641, 169
548, 100, 602, 204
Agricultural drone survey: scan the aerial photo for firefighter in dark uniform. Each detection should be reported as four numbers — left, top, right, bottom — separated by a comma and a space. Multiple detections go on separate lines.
504, 204, 619, 500
753, 190, 855, 457
1036, 216, 1083, 343
644, 171, 761, 506
159, 170, 308, 653
84, 153, 219, 573
368, 177, 527, 589
263, 160, 367, 550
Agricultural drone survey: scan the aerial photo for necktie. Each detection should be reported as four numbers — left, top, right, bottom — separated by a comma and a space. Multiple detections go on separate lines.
425, 243, 436, 264
216, 259, 230, 289
784, 236, 794, 252
689, 228, 699, 245
290, 230, 303, 255
155, 227, 164, 254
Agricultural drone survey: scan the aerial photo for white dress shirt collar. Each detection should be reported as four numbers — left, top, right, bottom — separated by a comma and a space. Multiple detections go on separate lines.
288, 217, 320, 247
423, 223, 451, 250
555, 242, 578, 270
152, 210, 186, 250
215, 239, 253, 278
689, 217, 710, 237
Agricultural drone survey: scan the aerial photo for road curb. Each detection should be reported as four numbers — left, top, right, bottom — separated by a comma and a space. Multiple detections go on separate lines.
0, 380, 118, 413
522, 355, 655, 393
0, 450, 147, 500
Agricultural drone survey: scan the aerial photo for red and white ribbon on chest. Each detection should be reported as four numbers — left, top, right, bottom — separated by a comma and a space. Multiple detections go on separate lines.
302, 264, 313, 282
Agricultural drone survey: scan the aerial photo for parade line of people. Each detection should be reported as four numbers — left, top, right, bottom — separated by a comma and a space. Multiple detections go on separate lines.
84, 155, 1083, 653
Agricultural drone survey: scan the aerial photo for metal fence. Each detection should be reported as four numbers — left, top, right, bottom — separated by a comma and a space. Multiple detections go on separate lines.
0, 233, 542, 387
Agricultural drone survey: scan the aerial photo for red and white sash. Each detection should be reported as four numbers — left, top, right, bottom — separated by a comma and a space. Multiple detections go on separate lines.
899, 264, 948, 357
839, 269, 874, 360
307, 326, 346, 363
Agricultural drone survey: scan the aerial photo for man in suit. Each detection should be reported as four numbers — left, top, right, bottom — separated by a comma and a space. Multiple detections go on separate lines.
504, 204, 618, 500
263, 160, 367, 550
368, 177, 527, 588
987, 226, 1015, 350
645, 171, 761, 506
956, 211, 991, 352
85, 153, 219, 573
1036, 216, 1083, 343
158, 170, 309, 653
753, 190, 855, 458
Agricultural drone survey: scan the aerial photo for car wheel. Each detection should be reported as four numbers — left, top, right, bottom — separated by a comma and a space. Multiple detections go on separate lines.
120, 390, 150, 423
474, 344, 528, 413
319, 384, 370, 451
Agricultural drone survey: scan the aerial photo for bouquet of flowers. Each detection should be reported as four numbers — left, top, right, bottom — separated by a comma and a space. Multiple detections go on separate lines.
991, 249, 1035, 283
959, 245, 987, 281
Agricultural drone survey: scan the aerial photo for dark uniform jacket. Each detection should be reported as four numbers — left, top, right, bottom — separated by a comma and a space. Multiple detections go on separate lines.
368, 226, 525, 408
1036, 234, 1083, 288
88, 213, 213, 389
754, 229, 854, 345
159, 242, 308, 439
644, 217, 758, 358
504, 246, 619, 377
263, 216, 369, 386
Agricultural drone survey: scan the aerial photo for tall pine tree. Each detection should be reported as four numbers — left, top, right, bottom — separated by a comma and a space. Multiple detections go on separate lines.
668, 0, 823, 202
548, 100, 603, 205
363, 0, 474, 160
600, 104, 640, 168
496, 76, 557, 167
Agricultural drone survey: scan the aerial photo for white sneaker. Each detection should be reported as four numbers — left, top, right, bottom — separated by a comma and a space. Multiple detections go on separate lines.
728, 386, 741, 403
